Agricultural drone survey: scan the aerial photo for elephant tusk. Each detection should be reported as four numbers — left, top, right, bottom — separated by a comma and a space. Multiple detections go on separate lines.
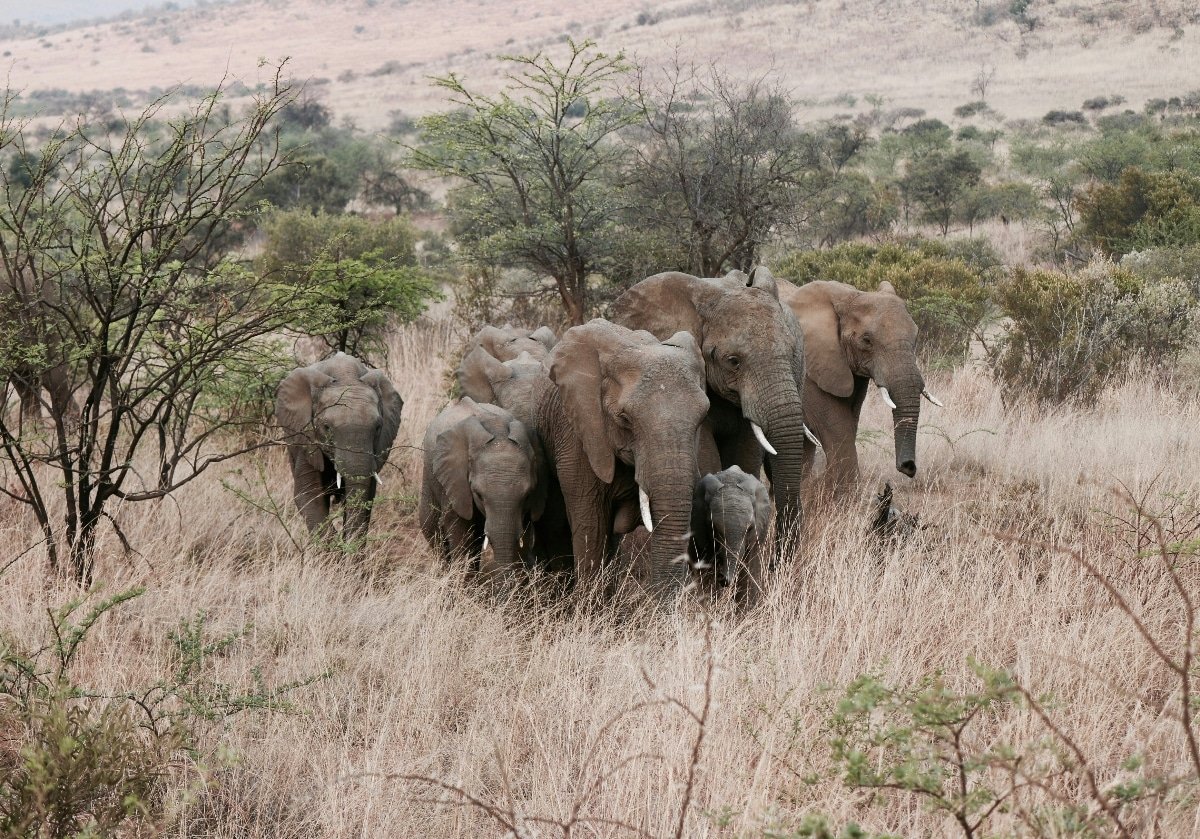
693, 560, 712, 569
879, 386, 898, 410
804, 424, 822, 448
374, 472, 383, 486
639, 487, 654, 534
750, 422, 777, 456
336, 471, 342, 490
483, 535, 489, 552
922, 389, 944, 408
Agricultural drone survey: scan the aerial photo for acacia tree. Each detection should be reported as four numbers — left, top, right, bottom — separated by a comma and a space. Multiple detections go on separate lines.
626, 60, 836, 276
0, 70, 333, 581
410, 39, 636, 325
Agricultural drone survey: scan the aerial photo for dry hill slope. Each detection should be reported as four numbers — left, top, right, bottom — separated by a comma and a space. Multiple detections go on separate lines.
1, 0, 1197, 127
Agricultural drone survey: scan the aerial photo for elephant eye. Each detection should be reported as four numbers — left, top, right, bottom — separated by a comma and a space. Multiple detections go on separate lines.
862, 333, 873, 346
726, 355, 741, 369
616, 410, 632, 428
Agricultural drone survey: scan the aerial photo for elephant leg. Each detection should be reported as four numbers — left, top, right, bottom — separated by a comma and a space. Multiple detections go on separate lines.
738, 539, 768, 608
15, 375, 40, 426
291, 453, 332, 535
443, 512, 481, 570
564, 491, 612, 584
697, 421, 722, 476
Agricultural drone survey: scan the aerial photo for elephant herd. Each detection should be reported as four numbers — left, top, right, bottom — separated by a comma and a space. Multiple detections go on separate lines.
275, 268, 941, 604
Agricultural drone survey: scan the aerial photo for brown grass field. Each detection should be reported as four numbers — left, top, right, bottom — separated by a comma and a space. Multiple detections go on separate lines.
3, 318, 1199, 836
2, 0, 1199, 128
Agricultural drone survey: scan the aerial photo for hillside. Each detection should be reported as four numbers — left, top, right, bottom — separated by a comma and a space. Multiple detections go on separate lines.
1, 0, 1198, 128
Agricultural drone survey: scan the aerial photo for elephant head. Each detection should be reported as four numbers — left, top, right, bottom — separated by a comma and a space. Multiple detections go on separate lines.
430, 398, 546, 575
784, 279, 935, 478
692, 465, 772, 593
468, 324, 557, 362
276, 352, 403, 544
456, 347, 545, 428
549, 319, 709, 595
611, 267, 806, 530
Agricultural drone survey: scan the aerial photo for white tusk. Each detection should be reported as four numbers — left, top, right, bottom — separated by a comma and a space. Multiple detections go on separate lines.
639, 487, 654, 534
879, 386, 898, 410
483, 535, 489, 552
519, 533, 524, 549
804, 424, 822, 447
373, 472, 383, 486
693, 561, 712, 569
750, 422, 777, 456
922, 389, 944, 408
335, 472, 342, 490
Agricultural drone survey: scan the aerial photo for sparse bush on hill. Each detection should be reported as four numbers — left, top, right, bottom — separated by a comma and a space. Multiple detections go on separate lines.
774, 240, 992, 363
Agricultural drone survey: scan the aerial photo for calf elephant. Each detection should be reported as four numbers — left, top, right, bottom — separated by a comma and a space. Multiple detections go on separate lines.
468, 324, 557, 362
692, 466, 773, 603
612, 267, 807, 540
419, 397, 546, 577
535, 319, 710, 600
777, 279, 942, 492
276, 352, 403, 545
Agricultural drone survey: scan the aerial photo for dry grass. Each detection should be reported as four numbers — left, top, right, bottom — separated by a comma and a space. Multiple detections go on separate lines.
2, 0, 1198, 129
2, 318, 1199, 836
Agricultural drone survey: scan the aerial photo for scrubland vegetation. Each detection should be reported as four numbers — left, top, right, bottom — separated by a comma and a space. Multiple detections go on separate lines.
1, 6, 1200, 836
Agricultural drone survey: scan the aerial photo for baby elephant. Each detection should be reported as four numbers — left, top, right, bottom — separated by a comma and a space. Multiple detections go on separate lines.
420, 397, 546, 577
691, 466, 773, 603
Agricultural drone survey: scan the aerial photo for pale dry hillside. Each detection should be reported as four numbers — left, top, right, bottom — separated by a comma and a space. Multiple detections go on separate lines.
1, 0, 1198, 128
2, 319, 1198, 836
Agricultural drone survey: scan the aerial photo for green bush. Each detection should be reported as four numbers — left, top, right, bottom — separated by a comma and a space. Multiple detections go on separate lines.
774, 239, 992, 364
989, 257, 1197, 405
1078, 167, 1200, 257
258, 210, 441, 361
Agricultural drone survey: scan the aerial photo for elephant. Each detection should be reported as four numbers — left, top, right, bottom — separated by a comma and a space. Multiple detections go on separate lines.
456, 348, 545, 429
468, 324, 557, 363
777, 279, 943, 492
1, 267, 79, 428
691, 465, 773, 603
611, 266, 807, 541
534, 319, 710, 599
275, 352, 403, 546
419, 397, 546, 576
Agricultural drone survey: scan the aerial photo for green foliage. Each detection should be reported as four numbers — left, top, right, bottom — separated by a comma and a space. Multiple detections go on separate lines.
258, 210, 441, 361
901, 149, 983, 234
410, 39, 636, 324
989, 257, 1198, 405
1078, 167, 1200, 257
1042, 109, 1086, 126
0, 587, 320, 836
775, 240, 991, 363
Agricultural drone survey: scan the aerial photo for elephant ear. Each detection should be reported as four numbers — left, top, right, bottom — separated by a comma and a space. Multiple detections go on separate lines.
794, 285, 854, 398
360, 369, 404, 473
612, 272, 705, 344
457, 346, 509, 403
276, 366, 333, 472
661, 330, 705, 380
530, 326, 557, 353
549, 325, 615, 485
509, 418, 548, 521
751, 479, 772, 538
434, 414, 490, 520
878, 280, 898, 296
471, 325, 512, 359
748, 265, 780, 300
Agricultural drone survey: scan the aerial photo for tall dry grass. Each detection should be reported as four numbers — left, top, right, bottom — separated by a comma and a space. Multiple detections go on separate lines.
2, 318, 1199, 837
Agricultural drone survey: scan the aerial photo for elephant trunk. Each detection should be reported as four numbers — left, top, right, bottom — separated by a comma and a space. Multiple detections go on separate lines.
640, 463, 698, 602
336, 447, 377, 549
716, 529, 748, 587
482, 500, 524, 576
875, 354, 924, 478
745, 366, 806, 537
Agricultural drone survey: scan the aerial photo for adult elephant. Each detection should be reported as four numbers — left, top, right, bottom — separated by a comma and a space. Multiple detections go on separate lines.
535, 319, 709, 600
468, 324, 557, 362
276, 352, 403, 546
777, 279, 943, 491
611, 267, 806, 537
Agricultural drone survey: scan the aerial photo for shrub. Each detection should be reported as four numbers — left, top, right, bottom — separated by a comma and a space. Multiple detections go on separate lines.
1077, 167, 1200, 257
258, 210, 441, 361
988, 257, 1197, 405
1042, 109, 1086, 125
953, 100, 989, 118
774, 239, 992, 363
